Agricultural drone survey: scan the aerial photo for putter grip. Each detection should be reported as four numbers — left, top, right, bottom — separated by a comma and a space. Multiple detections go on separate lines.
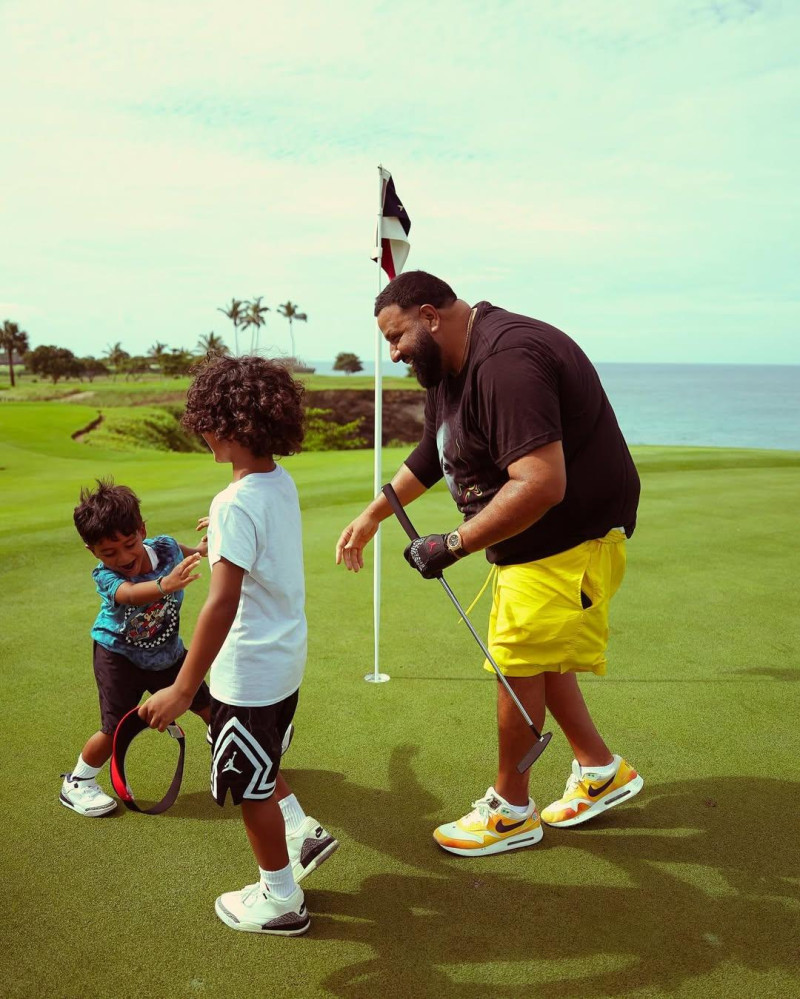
382, 484, 420, 541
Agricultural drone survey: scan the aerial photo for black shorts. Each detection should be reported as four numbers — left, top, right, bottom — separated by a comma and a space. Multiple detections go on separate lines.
209, 691, 298, 807
93, 642, 211, 735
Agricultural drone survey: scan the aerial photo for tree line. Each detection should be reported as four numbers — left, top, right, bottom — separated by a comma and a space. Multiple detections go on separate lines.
2, 298, 368, 385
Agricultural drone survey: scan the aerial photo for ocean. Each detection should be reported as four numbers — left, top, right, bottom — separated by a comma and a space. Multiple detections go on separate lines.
309, 361, 800, 452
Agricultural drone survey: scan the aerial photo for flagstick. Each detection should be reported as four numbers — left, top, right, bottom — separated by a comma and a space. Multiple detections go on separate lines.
366, 164, 389, 684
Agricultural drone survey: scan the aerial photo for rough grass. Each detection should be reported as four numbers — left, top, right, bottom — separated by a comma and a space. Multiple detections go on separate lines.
80, 405, 207, 453
1, 406, 798, 999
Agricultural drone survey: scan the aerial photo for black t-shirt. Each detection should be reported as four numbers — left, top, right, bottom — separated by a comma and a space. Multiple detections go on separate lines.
404, 302, 640, 565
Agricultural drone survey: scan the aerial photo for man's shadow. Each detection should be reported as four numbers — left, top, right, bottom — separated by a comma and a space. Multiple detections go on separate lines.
287, 746, 799, 999
145, 741, 798, 997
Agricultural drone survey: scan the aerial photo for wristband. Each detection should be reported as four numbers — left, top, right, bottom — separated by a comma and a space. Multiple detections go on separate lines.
156, 576, 167, 596
110, 707, 185, 815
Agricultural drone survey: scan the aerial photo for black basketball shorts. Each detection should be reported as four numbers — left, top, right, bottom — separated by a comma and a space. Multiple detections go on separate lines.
209, 691, 298, 806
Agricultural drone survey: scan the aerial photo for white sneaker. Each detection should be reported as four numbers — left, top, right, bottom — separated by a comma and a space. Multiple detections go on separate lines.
287, 816, 339, 882
215, 883, 310, 935
59, 773, 117, 817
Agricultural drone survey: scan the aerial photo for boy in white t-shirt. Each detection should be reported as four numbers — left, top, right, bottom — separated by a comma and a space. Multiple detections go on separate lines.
140, 355, 337, 936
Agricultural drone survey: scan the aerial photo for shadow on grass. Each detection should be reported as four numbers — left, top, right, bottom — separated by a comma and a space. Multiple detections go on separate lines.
290, 746, 799, 998
165, 790, 240, 820
729, 666, 800, 681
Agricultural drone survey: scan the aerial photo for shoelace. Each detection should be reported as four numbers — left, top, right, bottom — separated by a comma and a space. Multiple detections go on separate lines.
463, 795, 495, 825
64, 776, 104, 798
564, 764, 616, 797
240, 883, 263, 906
81, 783, 108, 800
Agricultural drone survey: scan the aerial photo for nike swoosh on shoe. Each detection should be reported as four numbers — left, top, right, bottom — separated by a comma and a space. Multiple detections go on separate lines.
587, 776, 615, 798
495, 818, 529, 833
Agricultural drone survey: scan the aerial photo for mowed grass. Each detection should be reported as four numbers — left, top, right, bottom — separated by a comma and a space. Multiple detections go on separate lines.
1, 404, 799, 999
0, 370, 418, 405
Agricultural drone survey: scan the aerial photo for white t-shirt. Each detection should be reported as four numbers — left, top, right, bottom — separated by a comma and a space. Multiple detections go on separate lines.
206, 467, 306, 706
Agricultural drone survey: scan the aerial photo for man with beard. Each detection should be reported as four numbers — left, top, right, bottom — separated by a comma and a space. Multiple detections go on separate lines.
335, 270, 643, 857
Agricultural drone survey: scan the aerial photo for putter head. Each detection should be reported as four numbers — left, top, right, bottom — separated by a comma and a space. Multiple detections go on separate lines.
516, 730, 553, 774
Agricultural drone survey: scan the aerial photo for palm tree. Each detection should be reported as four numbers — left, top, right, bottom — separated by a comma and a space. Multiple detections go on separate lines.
242, 297, 270, 354
277, 301, 308, 362
148, 340, 169, 375
0, 320, 29, 388
197, 331, 228, 355
217, 298, 245, 355
103, 341, 129, 380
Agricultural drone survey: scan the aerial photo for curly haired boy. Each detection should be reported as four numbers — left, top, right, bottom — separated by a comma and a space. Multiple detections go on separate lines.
140, 355, 337, 937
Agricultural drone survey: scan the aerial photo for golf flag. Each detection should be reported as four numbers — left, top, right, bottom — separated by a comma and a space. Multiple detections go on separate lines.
366, 164, 412, 686
372, 167, 411, 279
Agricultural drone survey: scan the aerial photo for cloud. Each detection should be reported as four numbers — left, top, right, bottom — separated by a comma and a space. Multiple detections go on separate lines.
0, 0, 797, 363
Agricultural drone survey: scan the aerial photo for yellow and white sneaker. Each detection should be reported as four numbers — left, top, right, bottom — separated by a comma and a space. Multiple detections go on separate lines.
433, 787, 543, 856
541, 756, 643, 828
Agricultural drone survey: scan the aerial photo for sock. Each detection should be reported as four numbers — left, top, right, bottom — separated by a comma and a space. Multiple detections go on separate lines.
72, 755, 101, 780
581, 755, 619, 780
490, 787, 531, 815
279, 794, 307, 836
260, 863, 296, 900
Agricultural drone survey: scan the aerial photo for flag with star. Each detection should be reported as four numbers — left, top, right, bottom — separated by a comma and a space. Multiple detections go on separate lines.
372, 167, 411, 279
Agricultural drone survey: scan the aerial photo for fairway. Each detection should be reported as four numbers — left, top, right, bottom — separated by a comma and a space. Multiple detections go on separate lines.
1, 404, 799, 999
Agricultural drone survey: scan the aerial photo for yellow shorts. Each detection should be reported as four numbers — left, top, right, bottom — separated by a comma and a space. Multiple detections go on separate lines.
485, 530, 627, 678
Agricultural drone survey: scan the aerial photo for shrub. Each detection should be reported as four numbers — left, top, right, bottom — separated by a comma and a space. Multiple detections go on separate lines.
78, 404, 365, 454
82, 407, 206, 453
304, 408, 365, 451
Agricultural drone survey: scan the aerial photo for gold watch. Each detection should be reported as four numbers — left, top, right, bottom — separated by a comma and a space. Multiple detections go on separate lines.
445, 529, 466, 558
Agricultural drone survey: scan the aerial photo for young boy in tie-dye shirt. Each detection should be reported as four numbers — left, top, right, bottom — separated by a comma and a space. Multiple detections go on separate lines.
60, 479, 210, 817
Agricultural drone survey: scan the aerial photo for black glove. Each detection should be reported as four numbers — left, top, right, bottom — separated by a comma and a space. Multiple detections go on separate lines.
403, 534, 457, 579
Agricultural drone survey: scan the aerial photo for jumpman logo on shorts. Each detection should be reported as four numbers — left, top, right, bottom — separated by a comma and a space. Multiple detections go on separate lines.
221, 751, 242, 775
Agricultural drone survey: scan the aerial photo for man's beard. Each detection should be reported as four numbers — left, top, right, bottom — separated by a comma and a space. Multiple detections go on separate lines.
409, 325, 444, 388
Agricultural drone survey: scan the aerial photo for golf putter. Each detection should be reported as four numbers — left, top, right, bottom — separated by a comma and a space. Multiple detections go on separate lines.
382, 484, 552, 772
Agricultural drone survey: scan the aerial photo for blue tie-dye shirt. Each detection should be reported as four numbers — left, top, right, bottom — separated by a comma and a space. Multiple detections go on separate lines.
91, 535, 186, 670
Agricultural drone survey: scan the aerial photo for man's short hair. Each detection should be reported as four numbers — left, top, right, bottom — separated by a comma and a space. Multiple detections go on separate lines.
374, 271, 457, 317
74, 479, 143, 547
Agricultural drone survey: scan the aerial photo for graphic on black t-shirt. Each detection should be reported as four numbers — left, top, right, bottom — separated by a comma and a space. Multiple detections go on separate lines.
123, 596, 178, 650
437, 420, 487, 514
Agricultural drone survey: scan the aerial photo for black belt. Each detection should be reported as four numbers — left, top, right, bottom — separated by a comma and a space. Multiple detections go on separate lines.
110, 707, 185, 814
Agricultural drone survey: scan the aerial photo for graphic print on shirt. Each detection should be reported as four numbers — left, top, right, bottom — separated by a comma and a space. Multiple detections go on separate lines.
123, 596, 179, 650
437, 419, 486, 516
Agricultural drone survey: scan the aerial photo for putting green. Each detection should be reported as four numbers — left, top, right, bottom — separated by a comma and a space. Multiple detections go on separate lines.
1, 404, 798, 998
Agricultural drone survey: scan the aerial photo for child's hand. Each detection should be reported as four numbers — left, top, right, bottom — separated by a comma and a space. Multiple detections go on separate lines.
161, 553, 202, 594
196, 517, 209, 558
139, 686, 192, 732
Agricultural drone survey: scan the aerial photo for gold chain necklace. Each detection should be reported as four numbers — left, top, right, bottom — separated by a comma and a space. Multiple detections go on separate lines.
459, 307, 477, 372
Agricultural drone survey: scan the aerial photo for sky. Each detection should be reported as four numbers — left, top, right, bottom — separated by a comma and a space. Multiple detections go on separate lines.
1, 0, 798, 367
